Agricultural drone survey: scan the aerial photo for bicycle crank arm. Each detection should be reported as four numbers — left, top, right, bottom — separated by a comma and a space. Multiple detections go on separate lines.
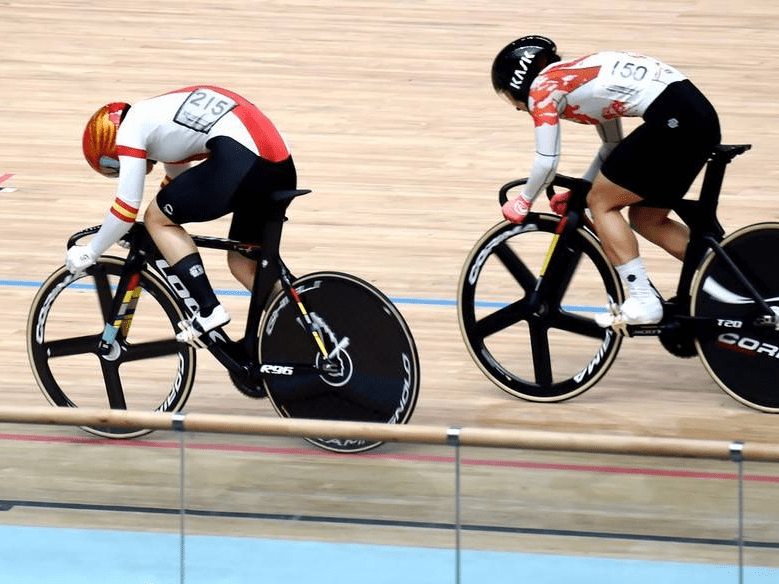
622, 324, 664, 337
623, 318, 709, 338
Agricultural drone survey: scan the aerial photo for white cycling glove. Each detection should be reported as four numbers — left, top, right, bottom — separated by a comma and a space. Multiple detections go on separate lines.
65, 244, 99, 275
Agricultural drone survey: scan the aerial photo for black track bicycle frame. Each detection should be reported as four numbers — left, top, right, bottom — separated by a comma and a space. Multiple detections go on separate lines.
672, 145, 772, 315
68, 189, 330, 384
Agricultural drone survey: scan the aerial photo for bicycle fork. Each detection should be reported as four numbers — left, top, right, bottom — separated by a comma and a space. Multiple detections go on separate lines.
98, 271, 143, 356
529, 213, 584, 313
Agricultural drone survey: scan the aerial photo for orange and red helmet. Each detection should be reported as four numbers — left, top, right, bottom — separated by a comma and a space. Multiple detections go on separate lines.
82, 102, 130, 177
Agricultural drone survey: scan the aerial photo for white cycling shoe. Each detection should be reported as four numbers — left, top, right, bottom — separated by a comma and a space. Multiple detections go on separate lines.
595, 295, 663, 328
176, 304, 231, 347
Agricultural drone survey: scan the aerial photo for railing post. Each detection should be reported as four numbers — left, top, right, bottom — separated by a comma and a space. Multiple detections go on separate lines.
447, 427, 462, 584
729, 441, 744, 584
172, 412, 186, 584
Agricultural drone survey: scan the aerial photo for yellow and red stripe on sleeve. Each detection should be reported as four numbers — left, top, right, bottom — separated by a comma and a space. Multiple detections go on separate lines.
110, 198, 139, 223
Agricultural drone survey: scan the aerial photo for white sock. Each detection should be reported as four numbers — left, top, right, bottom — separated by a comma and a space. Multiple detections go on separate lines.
615, 257, 655, 300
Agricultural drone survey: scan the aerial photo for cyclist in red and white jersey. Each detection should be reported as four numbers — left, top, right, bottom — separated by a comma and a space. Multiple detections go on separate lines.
70, 86, 297, 342
491, 36, 720, 326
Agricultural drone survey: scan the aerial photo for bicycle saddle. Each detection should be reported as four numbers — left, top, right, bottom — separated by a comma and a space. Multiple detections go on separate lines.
270, 189, 312, 203
712, 143, 751, 161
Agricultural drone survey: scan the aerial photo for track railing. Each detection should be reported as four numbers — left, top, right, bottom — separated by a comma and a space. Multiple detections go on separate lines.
1, 405, 777, 460
1, 405, 777, 584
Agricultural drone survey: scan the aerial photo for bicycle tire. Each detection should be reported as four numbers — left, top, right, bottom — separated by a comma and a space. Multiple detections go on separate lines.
26, 257, 197, 437
690, 222, 779, 412
458, 215, 624, 401
258, 272, 420, 453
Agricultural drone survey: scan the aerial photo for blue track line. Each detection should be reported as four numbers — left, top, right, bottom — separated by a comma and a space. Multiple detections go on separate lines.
3, 278, 456, 306
2, 278, 603, 311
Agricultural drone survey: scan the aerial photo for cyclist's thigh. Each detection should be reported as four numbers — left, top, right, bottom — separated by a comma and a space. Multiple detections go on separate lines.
157, 136, 256, 225
601, 123, 708, 207
228, 156, 297, 244
587, 173, 644, 211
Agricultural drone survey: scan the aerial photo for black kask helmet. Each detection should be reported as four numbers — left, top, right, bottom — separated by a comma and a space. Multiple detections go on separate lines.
491, 36, 560, 106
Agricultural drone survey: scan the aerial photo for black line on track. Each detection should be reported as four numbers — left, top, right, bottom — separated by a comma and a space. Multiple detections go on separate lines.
1, 499, 778, 550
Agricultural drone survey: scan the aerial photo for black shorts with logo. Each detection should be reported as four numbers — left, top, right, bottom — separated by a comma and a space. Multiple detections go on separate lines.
600, 79, 721, 206
156, 135, 297, 244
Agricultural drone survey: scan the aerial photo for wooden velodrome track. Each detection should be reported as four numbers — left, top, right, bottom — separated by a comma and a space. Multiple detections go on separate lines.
2, 0, 779, 573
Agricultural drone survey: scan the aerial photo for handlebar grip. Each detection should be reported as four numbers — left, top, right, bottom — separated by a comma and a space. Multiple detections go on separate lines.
498, 175, 592, 205
67, 223, 141, 249
498, 179, 528, 205
67, 225, 101, 249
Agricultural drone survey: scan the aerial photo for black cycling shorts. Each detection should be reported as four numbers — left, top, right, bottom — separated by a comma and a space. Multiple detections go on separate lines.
600, 79, 721, 206
156, 135, 297, 244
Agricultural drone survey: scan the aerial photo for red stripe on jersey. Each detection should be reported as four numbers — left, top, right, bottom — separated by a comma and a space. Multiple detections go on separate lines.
170, 85, 290, 162
117, 145, 148, 158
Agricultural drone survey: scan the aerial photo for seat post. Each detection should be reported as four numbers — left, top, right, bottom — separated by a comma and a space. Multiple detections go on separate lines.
673, 151, 728, 240
689, 144, 752, 236
697, 154, 728, 216
244, 189, 311, 345
250, 201, 287, 291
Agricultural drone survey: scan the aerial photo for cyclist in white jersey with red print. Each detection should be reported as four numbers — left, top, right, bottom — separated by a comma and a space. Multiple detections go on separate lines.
492, 37, 720, 327
69, 86, 297, 342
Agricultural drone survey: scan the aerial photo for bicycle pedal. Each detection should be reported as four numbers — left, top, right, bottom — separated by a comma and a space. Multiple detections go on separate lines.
176, 320, 208, 349
593, 301, 621, 328
612, 321, 630, 337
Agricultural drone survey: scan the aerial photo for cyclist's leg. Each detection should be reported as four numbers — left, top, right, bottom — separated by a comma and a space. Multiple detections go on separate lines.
590, 100, 712, 325
628, 205, 689, 260
149, 137, 254, 258
586, 175, 643, 265
227, 156, 297, 289
226, 251, 256, 291
144, 199, 224, 318
609, 78, 719, 266
225, 249, 283, 302
149, 136, 258, 334
587, 176, 662, 325
144, 200, 198, 264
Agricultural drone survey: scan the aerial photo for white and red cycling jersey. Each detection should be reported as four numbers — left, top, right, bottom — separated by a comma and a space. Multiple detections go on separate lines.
520, 51, 686, 202
91, 86, 290, 255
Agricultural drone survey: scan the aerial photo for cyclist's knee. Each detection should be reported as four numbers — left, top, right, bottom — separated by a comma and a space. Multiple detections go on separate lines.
144, 198, 179, 229
587, 176, 617, 212
587, 188, 620, 215
143, 199, 164, 225
589, 173, 645, 210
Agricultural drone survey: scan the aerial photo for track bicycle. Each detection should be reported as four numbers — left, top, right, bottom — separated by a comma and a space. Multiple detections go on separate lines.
27, 189, 420, 452
458, 143, 779, 412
